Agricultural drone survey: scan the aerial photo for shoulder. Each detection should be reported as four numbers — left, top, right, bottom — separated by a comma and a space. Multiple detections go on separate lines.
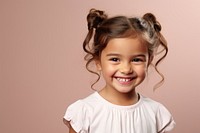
65, 92, 98, 116
63, 92, 98, 132
140, 95, 173, 119
140, 95, 162, 111
140, 95, 176, 132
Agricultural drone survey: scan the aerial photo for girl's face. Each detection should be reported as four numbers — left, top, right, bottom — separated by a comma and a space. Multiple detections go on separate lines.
96, 37, 150, 94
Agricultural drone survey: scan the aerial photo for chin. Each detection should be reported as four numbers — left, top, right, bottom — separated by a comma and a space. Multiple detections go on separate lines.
115, 87, 136, 94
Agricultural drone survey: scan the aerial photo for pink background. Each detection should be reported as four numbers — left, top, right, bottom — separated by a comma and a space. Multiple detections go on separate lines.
1, 0, 200, 132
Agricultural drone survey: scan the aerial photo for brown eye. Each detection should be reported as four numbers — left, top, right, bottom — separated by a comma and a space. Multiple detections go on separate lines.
109, 58, 120, 62
132, 58, 143, 62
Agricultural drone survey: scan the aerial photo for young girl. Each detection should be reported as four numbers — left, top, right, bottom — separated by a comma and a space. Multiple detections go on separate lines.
63, 8, 175, 133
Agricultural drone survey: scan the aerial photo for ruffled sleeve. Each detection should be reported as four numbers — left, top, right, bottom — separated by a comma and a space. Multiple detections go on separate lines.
63, 100, 90, 133
156, 103, 176, 133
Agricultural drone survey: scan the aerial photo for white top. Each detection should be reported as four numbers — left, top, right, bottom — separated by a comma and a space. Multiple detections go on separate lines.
64, 92, 175, 133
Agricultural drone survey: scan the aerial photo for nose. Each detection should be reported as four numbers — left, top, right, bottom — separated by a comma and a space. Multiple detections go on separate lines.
120, 62, 133, 74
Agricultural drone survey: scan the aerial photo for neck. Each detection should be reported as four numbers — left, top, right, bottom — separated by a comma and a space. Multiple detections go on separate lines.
99, 87, 138, 106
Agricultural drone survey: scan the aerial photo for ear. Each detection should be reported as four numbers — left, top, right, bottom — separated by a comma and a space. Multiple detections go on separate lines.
95, 60, 102, 71
148, 56, 154, 66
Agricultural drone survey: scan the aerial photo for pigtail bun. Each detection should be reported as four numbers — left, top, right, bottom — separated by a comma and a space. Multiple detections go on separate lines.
83, 8, 107, 55
143, 13, 161, 32
87, 8, 107, 30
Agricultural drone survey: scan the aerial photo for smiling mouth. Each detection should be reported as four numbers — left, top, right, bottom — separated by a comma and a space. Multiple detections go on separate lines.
115, 77, 135, 83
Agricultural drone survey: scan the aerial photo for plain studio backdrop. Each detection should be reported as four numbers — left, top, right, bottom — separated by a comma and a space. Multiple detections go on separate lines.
1, 0, 200, 133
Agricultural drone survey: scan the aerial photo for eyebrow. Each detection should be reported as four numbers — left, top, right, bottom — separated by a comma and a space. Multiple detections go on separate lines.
106, 53, 147, 58
106, 53, 121, 56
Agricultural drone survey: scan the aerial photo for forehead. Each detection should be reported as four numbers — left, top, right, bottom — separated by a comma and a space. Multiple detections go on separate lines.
102, 38, 148, 55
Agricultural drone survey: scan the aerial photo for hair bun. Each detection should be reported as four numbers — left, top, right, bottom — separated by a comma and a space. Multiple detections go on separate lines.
143, 13, 161, 32
87, 8, 107, 30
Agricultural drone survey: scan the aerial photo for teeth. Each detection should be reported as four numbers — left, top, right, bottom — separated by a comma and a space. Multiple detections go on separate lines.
116, 78, 131, 82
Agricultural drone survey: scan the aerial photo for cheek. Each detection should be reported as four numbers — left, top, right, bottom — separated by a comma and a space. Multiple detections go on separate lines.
135, 66, 147, 77
101, 64, 116, 76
